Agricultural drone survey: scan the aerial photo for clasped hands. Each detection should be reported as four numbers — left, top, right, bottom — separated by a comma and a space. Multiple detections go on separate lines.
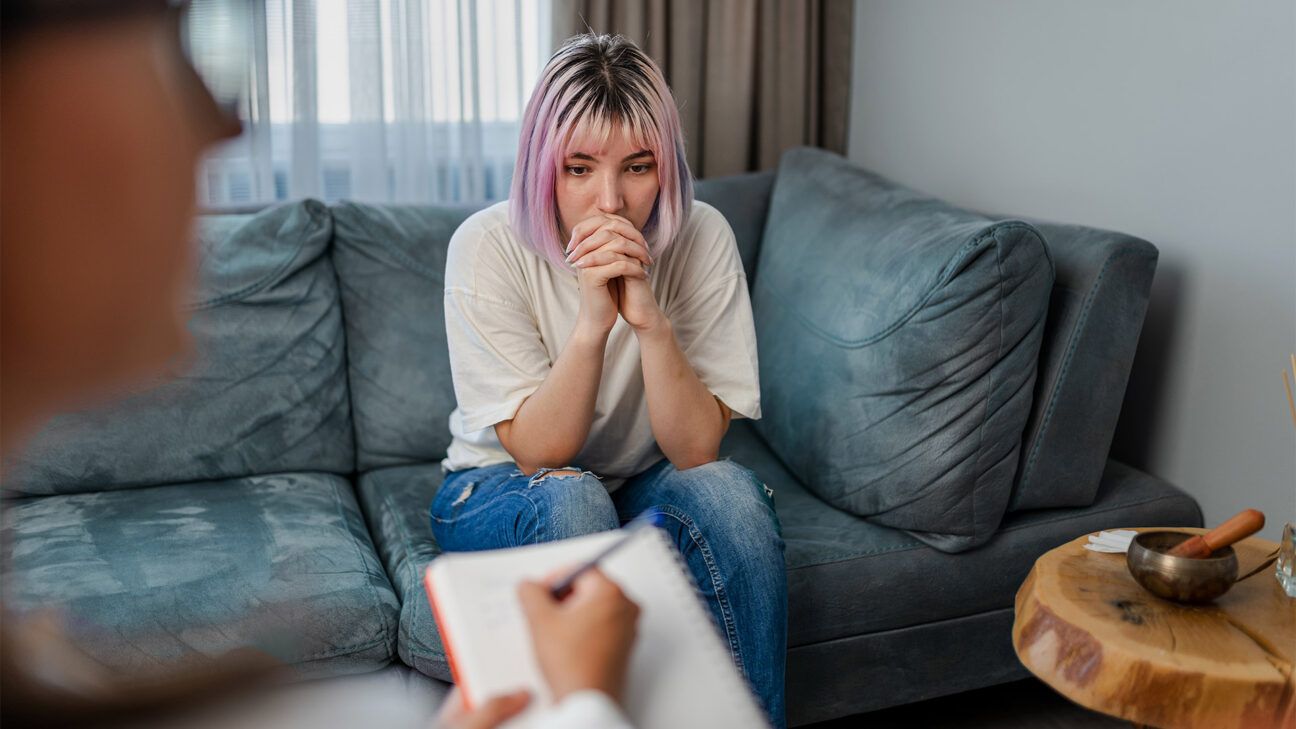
564, 213, 665, 337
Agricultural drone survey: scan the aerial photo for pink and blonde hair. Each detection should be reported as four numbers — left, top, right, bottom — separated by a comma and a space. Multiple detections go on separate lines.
510, 33, 693, 270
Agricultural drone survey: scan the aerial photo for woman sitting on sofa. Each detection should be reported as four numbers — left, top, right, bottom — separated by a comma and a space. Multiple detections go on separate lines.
431, 32, 788, 728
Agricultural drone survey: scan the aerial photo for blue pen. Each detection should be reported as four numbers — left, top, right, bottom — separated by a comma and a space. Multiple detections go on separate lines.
549, 510, 662, 600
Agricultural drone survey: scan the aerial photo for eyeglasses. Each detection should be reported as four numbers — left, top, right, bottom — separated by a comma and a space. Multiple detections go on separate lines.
178, 0, 251, 124
4, 0, 251, 129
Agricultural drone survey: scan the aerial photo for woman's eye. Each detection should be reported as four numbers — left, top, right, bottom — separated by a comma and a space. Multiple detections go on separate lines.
628, 163, 654, 174
566, 166, 589, 176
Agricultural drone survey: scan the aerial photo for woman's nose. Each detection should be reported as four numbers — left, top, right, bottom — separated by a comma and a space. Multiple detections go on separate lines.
595, 173, 623, 213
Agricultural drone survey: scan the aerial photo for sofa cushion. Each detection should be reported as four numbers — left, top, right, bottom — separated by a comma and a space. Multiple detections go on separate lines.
331, 203, 484, 471
0, 472, 399, 677
360, 422, 1203, 682
694, 171, 776, 288
752, 147, 1054, 552
4, 201, 354, 496
719, 420, 1202, 648
1009, 221, 1159, 511
353, 463, 451, 680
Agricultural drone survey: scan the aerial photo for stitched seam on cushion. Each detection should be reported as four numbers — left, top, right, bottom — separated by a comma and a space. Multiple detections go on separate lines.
969, 230, 1008, 542
1015, 248, 1138, 500
329, 477, 395, 658
380, 479, 443, 656
327, 240, 360, 474
338, 203, 445, 283
287, 634, 392, 663
785, 493, 1192, 569
756, 222, 1039, 349
190, 202, 329, 310
787, 605, 1017, 650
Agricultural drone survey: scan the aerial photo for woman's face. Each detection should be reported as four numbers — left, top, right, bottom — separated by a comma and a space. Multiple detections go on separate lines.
556, 125, 661, 241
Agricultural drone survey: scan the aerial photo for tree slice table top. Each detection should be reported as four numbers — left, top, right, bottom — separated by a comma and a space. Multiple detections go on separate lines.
1013, 527, 1295, 729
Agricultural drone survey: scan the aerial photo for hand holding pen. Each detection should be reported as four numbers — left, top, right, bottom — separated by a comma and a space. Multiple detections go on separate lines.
515, 510, 659, 703
549, 510, 662, 600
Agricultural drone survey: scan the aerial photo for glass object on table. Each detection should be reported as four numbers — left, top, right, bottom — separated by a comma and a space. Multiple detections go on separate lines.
1278, 522, 1296, 597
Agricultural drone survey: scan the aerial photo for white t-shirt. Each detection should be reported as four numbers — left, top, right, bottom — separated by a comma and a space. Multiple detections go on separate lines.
440, 199, 761, 490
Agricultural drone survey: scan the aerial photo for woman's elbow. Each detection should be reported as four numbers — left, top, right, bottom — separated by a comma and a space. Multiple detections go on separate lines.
667, 448, 720, 472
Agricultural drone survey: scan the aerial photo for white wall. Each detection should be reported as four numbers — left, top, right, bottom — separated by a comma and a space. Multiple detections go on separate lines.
848, 0, 1296, 540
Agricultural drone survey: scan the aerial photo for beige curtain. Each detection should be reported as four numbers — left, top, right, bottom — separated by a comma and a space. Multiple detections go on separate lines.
552, 0, 853, 178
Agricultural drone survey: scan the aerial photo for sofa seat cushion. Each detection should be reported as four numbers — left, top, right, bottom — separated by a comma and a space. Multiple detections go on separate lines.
354, 463, 452, 680
356, 422, 1202, 680
1, 472, 399, 678
752, 147, 1055, 552
719, 421, 1202, 648
5, 202, 355, 497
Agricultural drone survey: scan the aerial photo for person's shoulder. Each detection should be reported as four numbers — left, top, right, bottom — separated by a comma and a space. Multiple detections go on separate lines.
682, 200, 731, 236
450, 200, 514, 249
446, 201, 529, 284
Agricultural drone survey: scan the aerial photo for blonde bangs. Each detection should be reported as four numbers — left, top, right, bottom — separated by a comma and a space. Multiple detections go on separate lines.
561, 104, 658, 161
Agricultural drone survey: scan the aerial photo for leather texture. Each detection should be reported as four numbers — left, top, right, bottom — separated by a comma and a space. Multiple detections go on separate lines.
1, 472, 399, 678
749, 147, 1054, 551
350, 419, 1201, 686
330, 202, 484, 470
1009, 221, 1159, 510
5, 202, 355, 496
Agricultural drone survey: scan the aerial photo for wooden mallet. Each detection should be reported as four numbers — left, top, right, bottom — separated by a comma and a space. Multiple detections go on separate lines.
1167, 508, 1266, 558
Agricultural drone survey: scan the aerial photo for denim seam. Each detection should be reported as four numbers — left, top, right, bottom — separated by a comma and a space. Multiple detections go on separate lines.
510, 489, 545, 544
652, 504, 746, 678
784, 492, 1191, 570
755, 222, 1040, 348
327, 478, 395, 659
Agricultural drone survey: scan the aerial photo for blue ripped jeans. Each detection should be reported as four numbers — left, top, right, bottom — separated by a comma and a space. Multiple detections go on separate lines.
429, 458, 788, 728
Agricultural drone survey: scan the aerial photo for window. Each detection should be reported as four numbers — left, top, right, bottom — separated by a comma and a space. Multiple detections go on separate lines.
196, 0, 552, 210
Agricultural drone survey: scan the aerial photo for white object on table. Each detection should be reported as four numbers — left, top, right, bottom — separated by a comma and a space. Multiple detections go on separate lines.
1083, 529, 1138, 554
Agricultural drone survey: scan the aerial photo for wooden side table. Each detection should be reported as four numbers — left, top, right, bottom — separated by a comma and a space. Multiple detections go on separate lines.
1013, 527, 1295, 729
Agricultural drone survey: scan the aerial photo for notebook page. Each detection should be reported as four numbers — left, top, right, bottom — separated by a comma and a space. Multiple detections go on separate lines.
425, 529, 768, 729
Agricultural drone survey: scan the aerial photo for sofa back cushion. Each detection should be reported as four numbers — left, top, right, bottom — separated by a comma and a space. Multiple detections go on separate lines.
4, 201, 354, 496
330, 202, 483, 471
694, 171, 776, 288
752, 148, 1054, 552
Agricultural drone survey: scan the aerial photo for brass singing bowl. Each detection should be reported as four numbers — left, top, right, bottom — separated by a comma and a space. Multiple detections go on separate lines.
1126, 531, 1238, 603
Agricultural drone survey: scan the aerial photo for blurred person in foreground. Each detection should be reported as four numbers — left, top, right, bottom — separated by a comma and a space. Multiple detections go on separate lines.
0, 1, 639, 727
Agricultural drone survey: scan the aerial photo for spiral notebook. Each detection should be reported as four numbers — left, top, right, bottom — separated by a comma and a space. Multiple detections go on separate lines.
423, 528, 769, 729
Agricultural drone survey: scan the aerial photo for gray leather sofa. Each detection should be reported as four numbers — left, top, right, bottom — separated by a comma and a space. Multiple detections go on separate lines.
1, 148, 1201, 726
